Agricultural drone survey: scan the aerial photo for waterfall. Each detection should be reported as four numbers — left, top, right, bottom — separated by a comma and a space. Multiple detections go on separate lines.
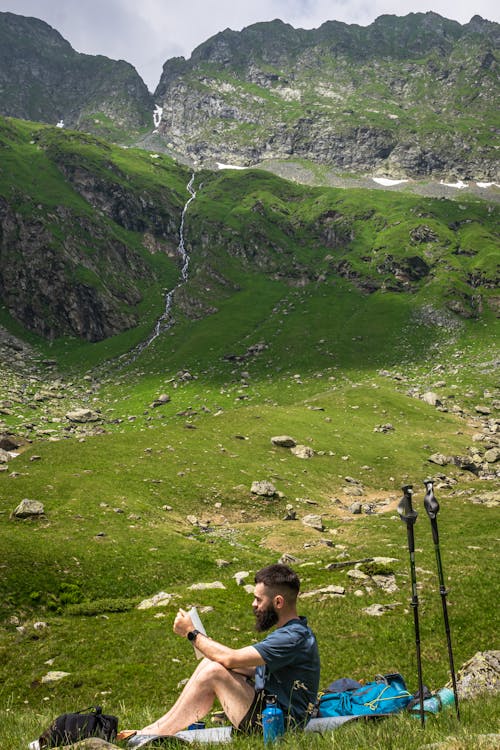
125, 174, 197, 361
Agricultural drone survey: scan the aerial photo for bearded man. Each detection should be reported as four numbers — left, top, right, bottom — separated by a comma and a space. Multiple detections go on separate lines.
123, 564, 320, 747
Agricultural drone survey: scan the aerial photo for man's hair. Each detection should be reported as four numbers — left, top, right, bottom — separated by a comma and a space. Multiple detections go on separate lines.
254, 564, 300, 604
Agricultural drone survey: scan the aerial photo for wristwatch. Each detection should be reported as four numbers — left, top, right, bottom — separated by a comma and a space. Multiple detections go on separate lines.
187, 629, 201, 642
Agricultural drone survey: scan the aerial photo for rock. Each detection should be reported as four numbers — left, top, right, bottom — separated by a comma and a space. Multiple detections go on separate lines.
484, 448, 499, 463
347, 569, 369, 581
251, 480, 277, 497
271, 435, 296, 448
0, 435, 20, 450
344, 486, 364, 497
188, 581, 226, 591
0, 448, 11, 463
12, 499, 45, 518
216, 559, 230, 568
279, 553, 300, 565
65, 409, 100, 423
233, 571, 249, 585
41, 670, 70, 683
302, 514, 324, 531
363, 603, 400, 616
33, 621, 48, 630
68, 740, 119, 749
151, 394, 171, 407
137, 592, 176, 609
291, 445, 314, 459
452, 650, 500, 699
428, 453, 450, 466
283, 504, 297, 520
373, 423, 395, 433
475, 405, 492, 415
348, 502, 362, 514
302, 585, 345, 599
422, 392, 441, 406
186, 515, 199, 526
372, 573, 398, 593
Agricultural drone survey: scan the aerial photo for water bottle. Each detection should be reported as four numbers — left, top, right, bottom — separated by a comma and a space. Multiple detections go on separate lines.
262, 694, 284, 744
411, 687, 455, 716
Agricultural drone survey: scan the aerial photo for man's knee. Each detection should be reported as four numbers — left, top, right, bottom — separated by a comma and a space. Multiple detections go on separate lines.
200, 660, 231, 684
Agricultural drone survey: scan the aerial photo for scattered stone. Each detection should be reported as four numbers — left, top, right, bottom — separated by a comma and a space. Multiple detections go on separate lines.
344, 486, 364, 497
233, 571, 249, 585
475, 405, 492, 415
69, 739, 121, 749
372, 573, 398, 593
428, 453, 450, 466
452, 650, 500, 699
65, 409, 100, 423
279, 553, 300, 565
302, 514, 324, 531
251, 480, 277, 497
0, 435, 20, 451
41, 671, 70, 683
347, 569, 369, 581
348, 502, 362, 514
363, 603, 400, 616
283, 504, 297, 520
12, 499, 45, 518
152, 394, 171, 407
271, 435, 296, 448
484, 448, 499, 463
374, 423, 395, 433
216, 559, 230, 568
302, 585, 345, 599
325, 558, 374, 570
291, 445, 314, 459
186, 515, 199, 526
422, 392, 441, 407
0, 448, 11, 463
137, 592, 176, 609
33, 621, 48, 630
188, 581, 226, 591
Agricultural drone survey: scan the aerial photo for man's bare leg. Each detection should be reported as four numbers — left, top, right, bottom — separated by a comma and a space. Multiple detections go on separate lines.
140, 658, 255, 736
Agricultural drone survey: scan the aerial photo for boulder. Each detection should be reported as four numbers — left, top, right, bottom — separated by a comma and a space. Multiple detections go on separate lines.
302, 514, 324, 531
233, 571, 249, 585
137, 592, 176, 609
0, 448, 11, 463
271, 435, 296, 448
12, 499, 45, 518
65, 409, 100, 423
428, 453, 449, 466
41, 671, 70, 683
422, 392, 441, 406
349, 502, 362, 514
452, 650, 500, 700
0, 435, 20, 451
188, 581, 226, 591
251, 480, 277, 497
291, 445, 314, 459
484, 448, 499, 463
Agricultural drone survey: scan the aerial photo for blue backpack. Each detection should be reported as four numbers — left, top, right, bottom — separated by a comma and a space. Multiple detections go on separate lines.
318, 673, 412, 717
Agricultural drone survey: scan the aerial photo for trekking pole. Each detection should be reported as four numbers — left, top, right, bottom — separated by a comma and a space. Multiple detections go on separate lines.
398, 485, 425, 727
423, 480, 460, 720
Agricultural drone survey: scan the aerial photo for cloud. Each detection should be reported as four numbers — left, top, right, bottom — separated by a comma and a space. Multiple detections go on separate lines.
1, 0, 498, 91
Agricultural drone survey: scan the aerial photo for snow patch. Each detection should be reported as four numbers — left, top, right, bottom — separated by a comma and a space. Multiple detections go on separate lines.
477, 182, 499, 189
150, 154, 160, 159
56, 120, 64, 129
440, 180, 467, 189
372, 177, 408, 186
153, 105, 163, 129
217, 163, 248, 170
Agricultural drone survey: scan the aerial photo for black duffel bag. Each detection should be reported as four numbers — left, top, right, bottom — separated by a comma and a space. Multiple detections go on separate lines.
38, 705, 118, 747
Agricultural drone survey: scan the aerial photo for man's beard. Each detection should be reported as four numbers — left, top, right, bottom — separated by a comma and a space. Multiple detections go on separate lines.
254, 604, 279, 632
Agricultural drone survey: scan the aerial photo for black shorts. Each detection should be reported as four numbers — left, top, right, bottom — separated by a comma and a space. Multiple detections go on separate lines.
237, 689, 266, 734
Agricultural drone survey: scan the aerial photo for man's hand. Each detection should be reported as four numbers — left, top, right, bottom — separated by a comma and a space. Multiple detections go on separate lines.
173, 608, 194, 638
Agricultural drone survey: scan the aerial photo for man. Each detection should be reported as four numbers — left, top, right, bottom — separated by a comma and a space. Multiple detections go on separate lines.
124, 563, 320, 747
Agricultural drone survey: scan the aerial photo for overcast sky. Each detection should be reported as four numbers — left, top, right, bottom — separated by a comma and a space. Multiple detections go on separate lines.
1, 0, 498, 91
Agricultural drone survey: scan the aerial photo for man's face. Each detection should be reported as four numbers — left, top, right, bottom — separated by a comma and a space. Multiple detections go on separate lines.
252, 582, 279, 632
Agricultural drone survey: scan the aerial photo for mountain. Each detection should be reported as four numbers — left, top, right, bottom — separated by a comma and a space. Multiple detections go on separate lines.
0, 11, 153, 140
0, 116, 498, 346
152, 13, 499, 179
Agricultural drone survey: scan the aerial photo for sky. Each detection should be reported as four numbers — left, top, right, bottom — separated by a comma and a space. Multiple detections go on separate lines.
1, 0, 498, 91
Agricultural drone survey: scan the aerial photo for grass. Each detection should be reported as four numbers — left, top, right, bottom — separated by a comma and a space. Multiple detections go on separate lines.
0, 117, 499, 749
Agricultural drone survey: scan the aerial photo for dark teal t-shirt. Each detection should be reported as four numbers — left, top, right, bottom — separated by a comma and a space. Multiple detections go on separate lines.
253, 616, 320, 726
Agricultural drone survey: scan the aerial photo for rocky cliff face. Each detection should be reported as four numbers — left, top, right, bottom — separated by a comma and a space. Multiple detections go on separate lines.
153, 13, 499, 179
0, 119, 185, 342
0, 12, 153, 139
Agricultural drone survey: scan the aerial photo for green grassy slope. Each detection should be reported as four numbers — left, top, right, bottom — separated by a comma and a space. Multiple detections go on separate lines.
0, 120, 498, 749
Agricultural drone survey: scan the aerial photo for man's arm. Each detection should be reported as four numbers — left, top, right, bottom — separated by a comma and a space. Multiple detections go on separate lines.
173, 608, 265, 671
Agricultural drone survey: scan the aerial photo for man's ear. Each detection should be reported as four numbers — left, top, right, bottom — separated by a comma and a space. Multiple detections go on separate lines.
274, 594, 285, 610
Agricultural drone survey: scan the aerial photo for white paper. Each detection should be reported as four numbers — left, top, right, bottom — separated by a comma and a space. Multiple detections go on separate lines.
189, 606, 207, 659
